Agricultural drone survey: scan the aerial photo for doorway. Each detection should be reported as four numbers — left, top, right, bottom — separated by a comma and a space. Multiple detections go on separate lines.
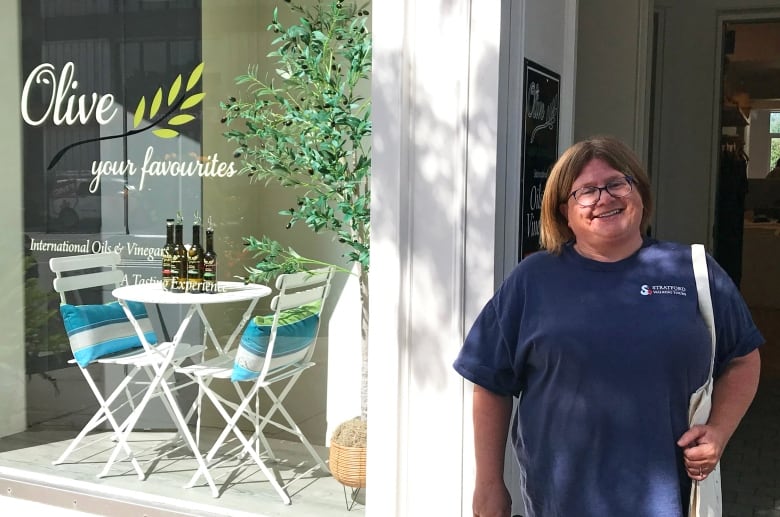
714, 17, 780, 515
715, 20, 780, 289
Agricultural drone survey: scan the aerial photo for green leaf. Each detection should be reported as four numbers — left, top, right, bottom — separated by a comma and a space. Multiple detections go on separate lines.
186, 62, 205, 91
221, 0, 372, 272
152, 128, 179, 138
168, 74, 182, 105
150, 88, 163, 118
133, 96, 146, 128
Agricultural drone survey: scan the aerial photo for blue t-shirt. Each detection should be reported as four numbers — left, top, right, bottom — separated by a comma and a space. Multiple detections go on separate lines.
453, 239, 763, 517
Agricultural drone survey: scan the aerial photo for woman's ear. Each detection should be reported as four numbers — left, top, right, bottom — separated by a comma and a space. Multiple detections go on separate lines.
559, 203, 568, 221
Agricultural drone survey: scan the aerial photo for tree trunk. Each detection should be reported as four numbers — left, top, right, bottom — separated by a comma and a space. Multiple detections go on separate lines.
359, 263, 369, 421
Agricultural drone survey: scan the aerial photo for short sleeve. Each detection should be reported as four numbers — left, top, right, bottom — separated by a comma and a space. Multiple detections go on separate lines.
453, 274, 528, 397
707, 255, 764, 377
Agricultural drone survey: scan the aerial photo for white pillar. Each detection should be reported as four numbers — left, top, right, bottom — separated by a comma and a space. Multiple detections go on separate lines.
369, 0, 503, 515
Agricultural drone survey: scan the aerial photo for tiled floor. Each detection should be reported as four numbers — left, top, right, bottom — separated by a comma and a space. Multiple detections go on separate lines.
721, 306, 780, 517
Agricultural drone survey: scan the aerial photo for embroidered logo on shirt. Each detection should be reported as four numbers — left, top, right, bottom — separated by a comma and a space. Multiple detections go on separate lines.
640, 284, 687, 296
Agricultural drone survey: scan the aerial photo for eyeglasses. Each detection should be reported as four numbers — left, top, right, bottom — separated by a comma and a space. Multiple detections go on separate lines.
568, 177, 634, 207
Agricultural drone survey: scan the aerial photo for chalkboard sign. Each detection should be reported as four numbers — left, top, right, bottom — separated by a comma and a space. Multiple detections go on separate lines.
519, 59, 560, 260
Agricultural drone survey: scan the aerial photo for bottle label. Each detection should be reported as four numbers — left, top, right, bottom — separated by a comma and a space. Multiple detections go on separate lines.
202, 260, 216, 293
161, 252, 173, 291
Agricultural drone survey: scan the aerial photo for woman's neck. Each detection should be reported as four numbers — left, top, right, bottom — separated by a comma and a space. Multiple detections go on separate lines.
573, 234, 644, 262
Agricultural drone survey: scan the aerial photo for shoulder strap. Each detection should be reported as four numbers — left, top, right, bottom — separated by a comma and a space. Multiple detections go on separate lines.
691, 244, 716, 380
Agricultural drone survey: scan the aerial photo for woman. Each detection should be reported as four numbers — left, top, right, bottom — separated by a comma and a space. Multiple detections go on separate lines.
453, 136, 762, 517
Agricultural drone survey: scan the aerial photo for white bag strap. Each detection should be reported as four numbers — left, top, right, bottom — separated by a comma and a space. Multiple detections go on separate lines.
692, 244, 716, 380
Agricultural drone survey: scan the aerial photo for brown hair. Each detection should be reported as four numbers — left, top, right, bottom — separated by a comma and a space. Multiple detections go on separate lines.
539, 136, 654, 254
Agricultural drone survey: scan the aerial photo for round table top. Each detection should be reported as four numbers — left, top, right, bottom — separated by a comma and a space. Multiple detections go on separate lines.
112, 281, 271, 305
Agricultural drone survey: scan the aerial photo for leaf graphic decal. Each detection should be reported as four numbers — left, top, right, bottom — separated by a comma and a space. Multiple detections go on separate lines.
47, 63, 209, 167
181, 92, 205, 110
152, 128, 179, 139
150, 88, 163, 118
123, 63, 206, 141
186, 62, 204, 91
168, 114, 195, 126
133, 96, 146, 129
168, 75, 182, 106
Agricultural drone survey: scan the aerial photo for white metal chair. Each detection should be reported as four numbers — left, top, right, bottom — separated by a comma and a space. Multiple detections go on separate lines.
177, 267, 333, 503
49, 252, 204, 478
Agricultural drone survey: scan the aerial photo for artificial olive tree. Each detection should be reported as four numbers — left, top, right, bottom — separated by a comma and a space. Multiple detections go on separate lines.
221, 0, 371, 423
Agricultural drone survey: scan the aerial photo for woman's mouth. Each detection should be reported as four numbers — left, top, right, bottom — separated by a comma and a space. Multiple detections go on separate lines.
594, 208, 622, 219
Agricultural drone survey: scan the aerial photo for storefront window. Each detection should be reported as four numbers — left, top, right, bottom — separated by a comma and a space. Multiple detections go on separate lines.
6, 3, 360, 508
22, 0, 205, 429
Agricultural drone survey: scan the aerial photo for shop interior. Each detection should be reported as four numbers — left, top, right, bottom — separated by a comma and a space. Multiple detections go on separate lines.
715, 19, 780, 509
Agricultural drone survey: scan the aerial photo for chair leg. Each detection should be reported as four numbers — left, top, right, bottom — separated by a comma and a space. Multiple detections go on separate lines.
55, 366, 145, 479
227, 423, 292, 504
185, 377, 246, 496
263, 385, 329, 472
189, 380, 291, 504
98, 364, 164, 479
53, 400, 111, 466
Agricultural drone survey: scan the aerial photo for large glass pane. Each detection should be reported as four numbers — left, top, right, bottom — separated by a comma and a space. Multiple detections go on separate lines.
22, 0, 203, 429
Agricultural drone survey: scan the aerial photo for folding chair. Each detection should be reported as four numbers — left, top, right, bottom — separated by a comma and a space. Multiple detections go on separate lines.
49, 252, 204, 478
177, 267, 333, 503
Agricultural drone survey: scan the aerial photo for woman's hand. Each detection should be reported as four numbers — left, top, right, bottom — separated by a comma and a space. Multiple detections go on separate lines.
678, 349, 761, 480
677, 424, 726, 480
473, 477, 511, 517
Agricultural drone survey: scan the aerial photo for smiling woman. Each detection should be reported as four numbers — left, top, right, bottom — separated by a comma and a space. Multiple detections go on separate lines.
454, 135, 763, 517
559, 157, 645, 261
540, 136, 654, 260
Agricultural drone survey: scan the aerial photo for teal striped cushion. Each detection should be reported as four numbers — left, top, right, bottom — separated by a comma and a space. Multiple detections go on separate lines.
60, 301, 157, 367
232, 304, 320, 382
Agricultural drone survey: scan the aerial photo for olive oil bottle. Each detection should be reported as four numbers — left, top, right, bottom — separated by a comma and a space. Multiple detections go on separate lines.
202, 218, 217, 293
171, 214, 187, 293
187, 214, 204, 293
161, 218, 175, 291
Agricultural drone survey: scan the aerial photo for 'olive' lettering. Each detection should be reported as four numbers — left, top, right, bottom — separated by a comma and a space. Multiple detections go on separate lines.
21, 62, 117, 126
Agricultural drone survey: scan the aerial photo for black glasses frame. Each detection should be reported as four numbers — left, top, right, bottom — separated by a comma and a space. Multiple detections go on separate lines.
568, 176, 635, 207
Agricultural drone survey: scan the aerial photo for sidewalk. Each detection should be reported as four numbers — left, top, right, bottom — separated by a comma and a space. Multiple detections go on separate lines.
0, 496, 92, 515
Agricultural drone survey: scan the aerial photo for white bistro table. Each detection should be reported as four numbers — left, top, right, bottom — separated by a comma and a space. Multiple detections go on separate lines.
107, 281, 271, 494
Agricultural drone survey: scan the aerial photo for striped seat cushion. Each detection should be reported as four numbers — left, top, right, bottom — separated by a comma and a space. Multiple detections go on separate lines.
60, 301, 157, 367
231, 304, 320, 382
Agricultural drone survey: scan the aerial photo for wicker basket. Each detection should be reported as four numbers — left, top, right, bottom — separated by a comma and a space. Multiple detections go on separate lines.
329, 441, 367, 488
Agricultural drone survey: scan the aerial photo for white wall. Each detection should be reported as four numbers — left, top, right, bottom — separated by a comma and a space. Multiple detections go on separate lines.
575, 0, 651, 153
370, 0, 500, 514
0, 1, 27, 439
